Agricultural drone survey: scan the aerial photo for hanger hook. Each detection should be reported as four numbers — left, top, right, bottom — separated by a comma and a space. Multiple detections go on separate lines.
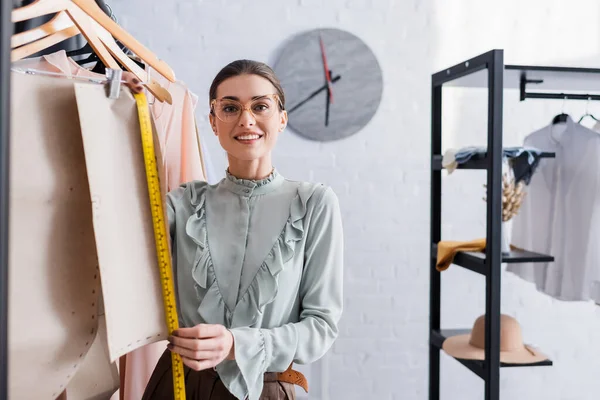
586, 96, 591, 115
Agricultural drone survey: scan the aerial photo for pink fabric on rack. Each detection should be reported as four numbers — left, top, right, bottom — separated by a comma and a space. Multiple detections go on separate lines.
13, 49, 104, 79
147, 67, 207, 189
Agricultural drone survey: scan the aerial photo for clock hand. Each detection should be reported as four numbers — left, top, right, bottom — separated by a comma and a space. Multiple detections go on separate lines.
325, 85, 330, 127
288, 74, 341, 114
319, 35, 334, 103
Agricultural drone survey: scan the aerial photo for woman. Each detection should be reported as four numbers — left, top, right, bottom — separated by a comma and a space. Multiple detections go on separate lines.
125, 60, 344, 400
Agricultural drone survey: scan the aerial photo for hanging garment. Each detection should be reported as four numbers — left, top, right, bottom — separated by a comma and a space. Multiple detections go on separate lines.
13, 51, 211, 399
73, 81, 169, 360
591, 120, 600, 302
8, 66, 174, 398
147, 66, 207, 190
8, 70, 105, 400
142, 170, 344, 400
508, 117, 600, 303
65, 315, 121, 400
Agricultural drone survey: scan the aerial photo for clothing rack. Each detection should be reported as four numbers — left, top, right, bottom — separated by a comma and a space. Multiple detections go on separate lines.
0, 3, 126, 398
429, 49, 600, 400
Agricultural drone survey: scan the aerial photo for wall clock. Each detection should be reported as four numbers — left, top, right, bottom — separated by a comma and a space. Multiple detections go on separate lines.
273, 28, 383, 142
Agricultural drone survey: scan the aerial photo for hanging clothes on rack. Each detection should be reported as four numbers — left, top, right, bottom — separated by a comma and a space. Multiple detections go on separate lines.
13, 49, 209, 190
7, 69, 118, 400
146, 66, 207, 189
8, 2, 213, 398
508, 116, 600, 304
8, 66, 179, 399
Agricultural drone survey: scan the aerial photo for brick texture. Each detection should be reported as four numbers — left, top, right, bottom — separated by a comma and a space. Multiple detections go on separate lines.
110, 0, 600, 398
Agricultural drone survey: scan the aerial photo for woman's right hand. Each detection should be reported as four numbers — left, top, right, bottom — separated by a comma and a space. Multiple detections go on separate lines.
122, 71, 144, 94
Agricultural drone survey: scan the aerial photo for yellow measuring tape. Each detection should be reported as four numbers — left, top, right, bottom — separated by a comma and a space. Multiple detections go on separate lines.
134, 92, 186, 400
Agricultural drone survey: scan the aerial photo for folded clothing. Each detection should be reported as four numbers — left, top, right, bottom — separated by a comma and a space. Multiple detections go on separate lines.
442, 146, 544, 184
436, 239, 486, 271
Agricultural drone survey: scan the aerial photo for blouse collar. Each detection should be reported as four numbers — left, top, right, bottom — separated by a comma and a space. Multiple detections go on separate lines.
222, 168, 284, 196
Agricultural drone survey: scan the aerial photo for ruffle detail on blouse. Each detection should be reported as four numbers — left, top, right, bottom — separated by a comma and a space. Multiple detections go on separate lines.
184, 181, 319, 328
230, 186, 314, 328
182, 184, 225, 323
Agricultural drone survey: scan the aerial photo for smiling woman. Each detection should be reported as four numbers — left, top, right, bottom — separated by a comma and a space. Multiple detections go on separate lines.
135, 60, 345, 400
207, 62, 288, 180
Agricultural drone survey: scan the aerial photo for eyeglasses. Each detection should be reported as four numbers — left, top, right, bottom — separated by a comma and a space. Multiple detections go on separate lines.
210, 94, 283, 123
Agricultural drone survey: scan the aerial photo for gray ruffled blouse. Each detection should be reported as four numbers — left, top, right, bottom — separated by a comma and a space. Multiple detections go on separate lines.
166, 169, 344, 400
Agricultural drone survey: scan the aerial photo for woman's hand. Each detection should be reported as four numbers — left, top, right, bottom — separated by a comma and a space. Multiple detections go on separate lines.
121, 71, 144, 94
167, 324, 235, 371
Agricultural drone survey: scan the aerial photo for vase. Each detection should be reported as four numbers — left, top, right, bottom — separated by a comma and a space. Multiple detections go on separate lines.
500, 220, 512, 254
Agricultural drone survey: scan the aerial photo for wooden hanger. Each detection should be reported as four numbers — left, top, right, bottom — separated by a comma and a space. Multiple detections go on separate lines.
11, 25, 79, 61
71, 0, 175, 82
11, 0, 70, 23
11, 10, 74, 48
64, 3, 119, 68
91, 18, 172, 104
12, 0, 176, 83
11, 2, 172, 104
12, 2, 117, 69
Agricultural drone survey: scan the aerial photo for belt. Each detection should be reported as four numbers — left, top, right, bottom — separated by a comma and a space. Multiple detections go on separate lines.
264, 364, 308, 393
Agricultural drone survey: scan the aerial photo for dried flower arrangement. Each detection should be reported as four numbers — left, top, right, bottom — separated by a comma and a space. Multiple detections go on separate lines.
482, 173, 527, 222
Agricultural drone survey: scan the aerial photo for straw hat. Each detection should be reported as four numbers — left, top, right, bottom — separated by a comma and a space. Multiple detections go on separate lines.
442, 314, 548, 364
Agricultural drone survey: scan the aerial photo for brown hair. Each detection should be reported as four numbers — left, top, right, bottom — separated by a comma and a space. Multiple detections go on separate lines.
209, 59, 286, 111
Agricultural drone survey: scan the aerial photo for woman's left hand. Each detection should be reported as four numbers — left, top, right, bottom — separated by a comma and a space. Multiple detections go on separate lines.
167, 324, 235, 371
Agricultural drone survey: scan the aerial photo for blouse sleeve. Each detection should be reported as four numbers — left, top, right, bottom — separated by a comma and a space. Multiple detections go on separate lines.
226, 186, 344, 400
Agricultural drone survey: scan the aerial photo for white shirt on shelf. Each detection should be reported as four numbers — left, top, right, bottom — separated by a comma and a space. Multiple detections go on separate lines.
508, 116, 600, 303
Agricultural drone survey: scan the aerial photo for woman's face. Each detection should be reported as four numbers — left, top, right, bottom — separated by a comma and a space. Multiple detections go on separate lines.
210, 74, 287, 162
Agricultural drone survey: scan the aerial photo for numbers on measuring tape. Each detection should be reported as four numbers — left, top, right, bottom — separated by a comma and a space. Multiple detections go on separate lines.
134, 92, 186, 399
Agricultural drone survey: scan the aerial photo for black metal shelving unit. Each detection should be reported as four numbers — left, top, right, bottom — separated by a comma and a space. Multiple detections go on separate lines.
429, 49, 600, 400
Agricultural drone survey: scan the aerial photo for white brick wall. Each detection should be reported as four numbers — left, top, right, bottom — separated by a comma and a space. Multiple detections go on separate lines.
110, 0, 600, 399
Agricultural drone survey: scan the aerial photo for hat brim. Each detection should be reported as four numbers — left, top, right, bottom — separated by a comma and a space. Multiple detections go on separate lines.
442, 334, 549, 364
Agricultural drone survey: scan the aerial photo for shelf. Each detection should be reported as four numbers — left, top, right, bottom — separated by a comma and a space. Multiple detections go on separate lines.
435, 61, 600, 92
431, 329, 553, 379
431, 243, 554, 276
432, 151, 555, 171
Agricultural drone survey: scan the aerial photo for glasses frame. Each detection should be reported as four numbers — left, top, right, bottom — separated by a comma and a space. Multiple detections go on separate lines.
210, 93, 284, 123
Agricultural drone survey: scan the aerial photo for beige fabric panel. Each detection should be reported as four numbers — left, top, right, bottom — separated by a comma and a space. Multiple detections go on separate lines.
65, 315, 120, 400
8, 72, 101, 399
73, 83, 168, 363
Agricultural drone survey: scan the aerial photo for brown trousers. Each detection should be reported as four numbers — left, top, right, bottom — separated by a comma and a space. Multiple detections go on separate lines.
142, 350, 296, 400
